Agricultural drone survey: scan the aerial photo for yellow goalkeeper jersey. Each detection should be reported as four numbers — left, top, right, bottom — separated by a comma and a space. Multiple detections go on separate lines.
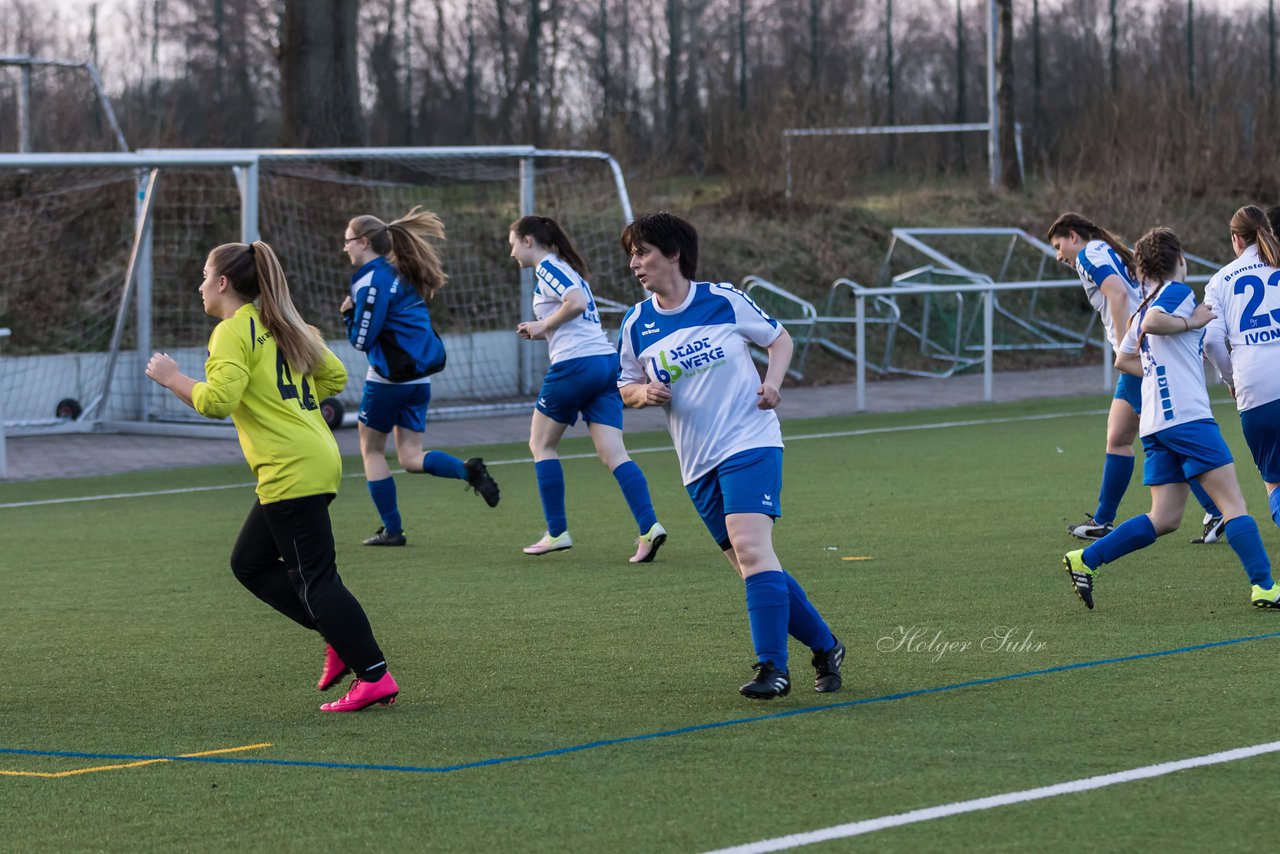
191, 303, 347, 503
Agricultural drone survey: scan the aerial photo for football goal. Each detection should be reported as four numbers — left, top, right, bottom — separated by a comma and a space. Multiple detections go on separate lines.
0, 146, 636, 437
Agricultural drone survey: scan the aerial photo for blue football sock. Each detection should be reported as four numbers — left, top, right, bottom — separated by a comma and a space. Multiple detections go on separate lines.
1082, 513, 1157, 569
535, 459, 568, 537
611, 461, 658, 533
782, 572, 836, 652
1225, 516, 1273, 587
1188, 479, 1221, 517
366, 477, 402, 536
744, 571, 790, 670
1093, 453, 1135, 525
1269, 488, 1280, 528
421, 450, 466, 479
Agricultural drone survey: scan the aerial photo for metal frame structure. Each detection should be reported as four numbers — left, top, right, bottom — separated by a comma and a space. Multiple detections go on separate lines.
0, 327, 9, 478
744, 225, 1224, 410
881, 227, 1221, 387
0, 146, 634, 436
1, 55, 128, 152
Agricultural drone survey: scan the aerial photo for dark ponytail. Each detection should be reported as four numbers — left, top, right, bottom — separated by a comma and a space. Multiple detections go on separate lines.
510, 215, 590, 278
1046, 212, 1137, 278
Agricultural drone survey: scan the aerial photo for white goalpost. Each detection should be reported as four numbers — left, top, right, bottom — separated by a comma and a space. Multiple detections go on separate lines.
0, 146, 636, 440
781, 122, 1025, 201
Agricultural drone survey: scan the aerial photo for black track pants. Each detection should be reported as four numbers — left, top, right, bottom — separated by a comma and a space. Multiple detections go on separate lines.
230, 494, 386, 674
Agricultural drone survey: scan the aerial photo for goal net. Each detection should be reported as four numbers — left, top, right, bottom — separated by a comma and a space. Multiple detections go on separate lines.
0, 147, 637, 436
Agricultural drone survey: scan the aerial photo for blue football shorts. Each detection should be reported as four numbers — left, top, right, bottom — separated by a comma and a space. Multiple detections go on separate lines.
1142, 419, 1234, 486
1240, 397, 1280, 483
1114, 373, 1142, 413
535, 353, 624, 429
685, 447, 783, 550
358, 380, 431, 434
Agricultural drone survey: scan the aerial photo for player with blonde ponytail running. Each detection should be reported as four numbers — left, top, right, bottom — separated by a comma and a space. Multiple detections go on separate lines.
146, 240, 401, 712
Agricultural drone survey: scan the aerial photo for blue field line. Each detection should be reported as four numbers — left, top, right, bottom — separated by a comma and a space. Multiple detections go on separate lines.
5, 629, 1279, 776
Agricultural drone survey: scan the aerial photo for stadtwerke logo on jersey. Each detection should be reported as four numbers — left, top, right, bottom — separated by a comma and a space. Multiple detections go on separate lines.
650, 336, 726, 384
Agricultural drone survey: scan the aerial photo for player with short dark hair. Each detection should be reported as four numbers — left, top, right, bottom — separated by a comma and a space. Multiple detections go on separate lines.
146, 240, 400, 711
617, 211, 843, 699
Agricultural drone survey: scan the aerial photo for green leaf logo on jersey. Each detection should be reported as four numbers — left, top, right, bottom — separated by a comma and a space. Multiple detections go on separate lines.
649, 336, 727, 385
657, 350, 683, 383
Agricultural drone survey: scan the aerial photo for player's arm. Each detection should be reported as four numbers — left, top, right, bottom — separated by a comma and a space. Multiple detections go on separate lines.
311, 337, 348, 400
517, 288, 587, 340
1098, 275, 1132, 345
618, 343, 670, 408
343, 279, 391, 351
617, 307, 670, 408
1114, 349, 1143, 377
1141, 301, 1213, 335
1203, 320, 1234, 394
144, 353, 197, 408
620, 381, 671, 408
179, 323, 250, 419
757, 327, 793, 410
1115, 325, 1143, 377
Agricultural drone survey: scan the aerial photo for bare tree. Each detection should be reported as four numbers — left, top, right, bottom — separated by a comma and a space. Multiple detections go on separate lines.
527, 0, 542, 144
280, 0, 365, 147
737, 0, 747, 111
996, 0, 1020, 189
368, 1, 406, 145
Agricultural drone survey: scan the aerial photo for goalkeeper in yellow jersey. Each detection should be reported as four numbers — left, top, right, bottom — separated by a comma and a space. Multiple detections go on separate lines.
145, 240, 399, 712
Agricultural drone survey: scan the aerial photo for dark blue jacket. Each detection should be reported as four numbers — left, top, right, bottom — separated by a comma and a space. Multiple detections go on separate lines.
342, 257, 446, 381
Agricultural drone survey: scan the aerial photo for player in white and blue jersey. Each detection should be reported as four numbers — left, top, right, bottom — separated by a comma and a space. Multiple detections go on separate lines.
1048, 213, 1224, 544
342, 208, 499, 547
1203, 206, 1280, 590
1063, 227, 1279, 610
509, 215, 666, 563
617, 212, 843, 699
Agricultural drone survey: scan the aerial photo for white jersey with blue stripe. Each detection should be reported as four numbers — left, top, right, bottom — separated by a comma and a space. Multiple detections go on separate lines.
1118, 281, 1214, 437
1202, 244, 1280, 412
1076, 239, 1143, 349
533, 255, 615, 364
617, 281, 784, 485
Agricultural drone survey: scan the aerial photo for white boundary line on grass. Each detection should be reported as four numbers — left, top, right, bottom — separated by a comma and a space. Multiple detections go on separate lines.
0, 408, 1105, 510
703, 739, 1280, 853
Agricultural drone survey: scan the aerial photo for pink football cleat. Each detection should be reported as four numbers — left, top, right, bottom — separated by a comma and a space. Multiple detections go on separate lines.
317, 644, 350, 691
320, 671, 399, 712
629, 522, 668, 564
522, 531, 573, 555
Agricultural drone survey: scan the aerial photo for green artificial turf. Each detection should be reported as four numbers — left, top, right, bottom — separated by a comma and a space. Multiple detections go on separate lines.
2, 394, 1278, 852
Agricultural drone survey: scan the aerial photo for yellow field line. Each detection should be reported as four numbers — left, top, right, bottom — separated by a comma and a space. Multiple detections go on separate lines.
0, 742, 273, 779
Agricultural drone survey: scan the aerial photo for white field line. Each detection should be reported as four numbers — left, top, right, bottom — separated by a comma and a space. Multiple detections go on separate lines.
0, 408, 1104, 510
703, 740, 1280, 853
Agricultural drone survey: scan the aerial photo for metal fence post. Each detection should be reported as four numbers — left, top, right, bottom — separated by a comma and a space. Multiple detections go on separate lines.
855, 292, 867, 411
519, 157, 536, 396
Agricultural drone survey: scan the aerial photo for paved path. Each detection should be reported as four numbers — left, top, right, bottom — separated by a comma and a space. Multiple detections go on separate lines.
3, 366, 1109, 482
